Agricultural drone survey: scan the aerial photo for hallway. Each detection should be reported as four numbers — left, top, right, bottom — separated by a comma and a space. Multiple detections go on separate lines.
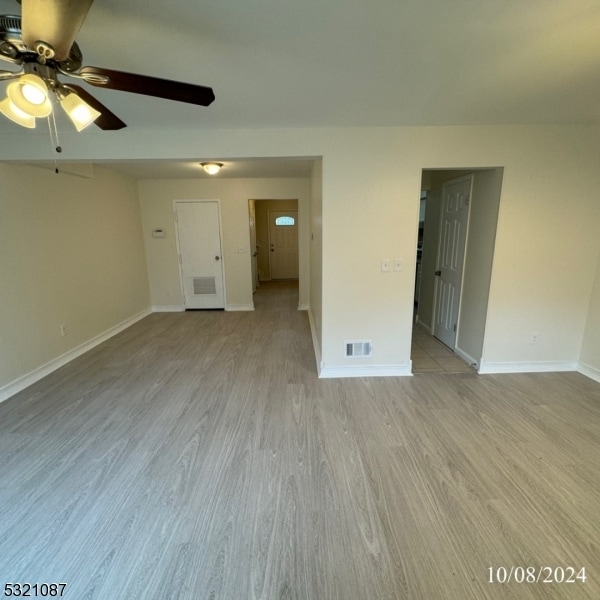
411, 322, 474, 374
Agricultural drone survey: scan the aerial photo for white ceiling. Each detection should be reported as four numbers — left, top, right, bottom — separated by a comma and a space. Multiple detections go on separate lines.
1, 0, 599, 177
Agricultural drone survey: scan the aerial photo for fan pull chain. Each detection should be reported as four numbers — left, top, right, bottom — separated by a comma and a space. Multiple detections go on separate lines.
50, 109, 62, 154
46, 111, 63, 173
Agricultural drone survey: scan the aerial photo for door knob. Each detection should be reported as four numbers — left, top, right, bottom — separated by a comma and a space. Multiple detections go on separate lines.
435, 270, 441, 276
215, 256, 220, 261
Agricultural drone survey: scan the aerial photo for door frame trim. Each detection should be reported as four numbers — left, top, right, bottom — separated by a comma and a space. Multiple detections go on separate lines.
172, 199, 227, 309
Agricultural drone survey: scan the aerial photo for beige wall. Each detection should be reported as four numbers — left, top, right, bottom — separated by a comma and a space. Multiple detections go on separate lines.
0, 163, 150, 399
138, 178, 310, 311
580, 250, 600, 380
457, 169, 503, 365
417, 168, 502, 366
309, 159, 323, 363
317, 126, 599, 375
2, 123, 599, 380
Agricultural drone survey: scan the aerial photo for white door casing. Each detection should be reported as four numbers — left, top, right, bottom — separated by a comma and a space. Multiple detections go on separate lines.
248, 200, 259, 292
268, 210, 299, 280
174, 200, 225, 309
433, 175, 473, 348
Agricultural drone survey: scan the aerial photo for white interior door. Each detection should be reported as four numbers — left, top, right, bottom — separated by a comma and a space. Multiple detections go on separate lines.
175, 201, 225, 309
433, 175, 472, 347
269, 210, 299, 280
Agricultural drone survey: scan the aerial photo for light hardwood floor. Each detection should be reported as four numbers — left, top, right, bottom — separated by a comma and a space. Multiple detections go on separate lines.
1, 281, 599, 599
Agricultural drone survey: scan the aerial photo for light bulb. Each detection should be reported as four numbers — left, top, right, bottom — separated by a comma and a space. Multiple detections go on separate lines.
21, 83, 47, 105
201, 162, 224, 175
7, 74, 51, 118
59, 91, 101, 131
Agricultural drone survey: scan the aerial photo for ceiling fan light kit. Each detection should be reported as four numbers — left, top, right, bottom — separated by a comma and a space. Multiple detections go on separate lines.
0, 94, 35, 127
0, 1, 215, 145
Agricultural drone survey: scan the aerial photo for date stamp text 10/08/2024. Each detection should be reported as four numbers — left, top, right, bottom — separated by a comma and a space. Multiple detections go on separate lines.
488, 566, 587, 584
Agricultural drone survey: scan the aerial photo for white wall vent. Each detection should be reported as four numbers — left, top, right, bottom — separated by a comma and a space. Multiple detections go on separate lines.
345, 340, 372, 358
193, 276, 216, 295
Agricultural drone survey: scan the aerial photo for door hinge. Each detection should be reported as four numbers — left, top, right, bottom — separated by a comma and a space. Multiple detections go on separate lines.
453, 324, 457, 332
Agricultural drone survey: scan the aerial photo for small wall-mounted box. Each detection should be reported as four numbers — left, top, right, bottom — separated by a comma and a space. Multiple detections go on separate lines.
152, 228, 166, 238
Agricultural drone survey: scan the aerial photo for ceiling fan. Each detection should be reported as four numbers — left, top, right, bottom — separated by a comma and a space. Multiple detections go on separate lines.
0, 0, 215, 132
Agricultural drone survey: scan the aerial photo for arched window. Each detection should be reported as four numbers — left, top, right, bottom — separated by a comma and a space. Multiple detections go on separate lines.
275, 216, 295, 226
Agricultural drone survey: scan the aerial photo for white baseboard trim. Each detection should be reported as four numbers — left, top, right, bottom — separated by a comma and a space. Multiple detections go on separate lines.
0, 308, 152, 404
454, 346, 479, 369
307, 309, 322, 375
319, 362, 413, 379
225, 304, 255, 312
415, 317, 432, 334
478, 359, 578, 375
152, 305, 184, 312
577, 362, 600, 384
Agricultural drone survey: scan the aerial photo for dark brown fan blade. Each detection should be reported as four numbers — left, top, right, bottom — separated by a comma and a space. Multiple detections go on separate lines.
80, 66, 215, 107
64, 84, 127, 130
22, 0, 94, 61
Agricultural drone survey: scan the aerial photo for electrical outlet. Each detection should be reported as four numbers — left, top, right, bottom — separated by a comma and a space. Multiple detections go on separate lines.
530, 332, 539, 345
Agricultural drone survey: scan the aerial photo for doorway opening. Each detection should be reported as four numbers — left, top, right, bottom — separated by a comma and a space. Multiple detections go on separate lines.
412, 168, 503, 373
250, 199, 299, 287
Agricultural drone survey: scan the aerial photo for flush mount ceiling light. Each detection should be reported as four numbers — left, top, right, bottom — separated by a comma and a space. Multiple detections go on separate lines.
201, 162, 224, 175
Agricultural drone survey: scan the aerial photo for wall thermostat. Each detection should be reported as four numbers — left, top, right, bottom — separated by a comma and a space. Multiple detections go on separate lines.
152, 228, 166, 238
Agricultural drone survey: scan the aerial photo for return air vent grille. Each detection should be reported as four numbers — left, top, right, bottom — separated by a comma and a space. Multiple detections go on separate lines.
345, 340, 372, 358
193, 276, 216, 295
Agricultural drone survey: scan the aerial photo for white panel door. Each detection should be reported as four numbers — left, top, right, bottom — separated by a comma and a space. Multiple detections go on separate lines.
269, 210, 299, 280
175, 201, 225, 309
433, 175, 472, 348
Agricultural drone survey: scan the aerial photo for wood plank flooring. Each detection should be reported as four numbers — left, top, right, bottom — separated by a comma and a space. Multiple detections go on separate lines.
1, 281, 599, 599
